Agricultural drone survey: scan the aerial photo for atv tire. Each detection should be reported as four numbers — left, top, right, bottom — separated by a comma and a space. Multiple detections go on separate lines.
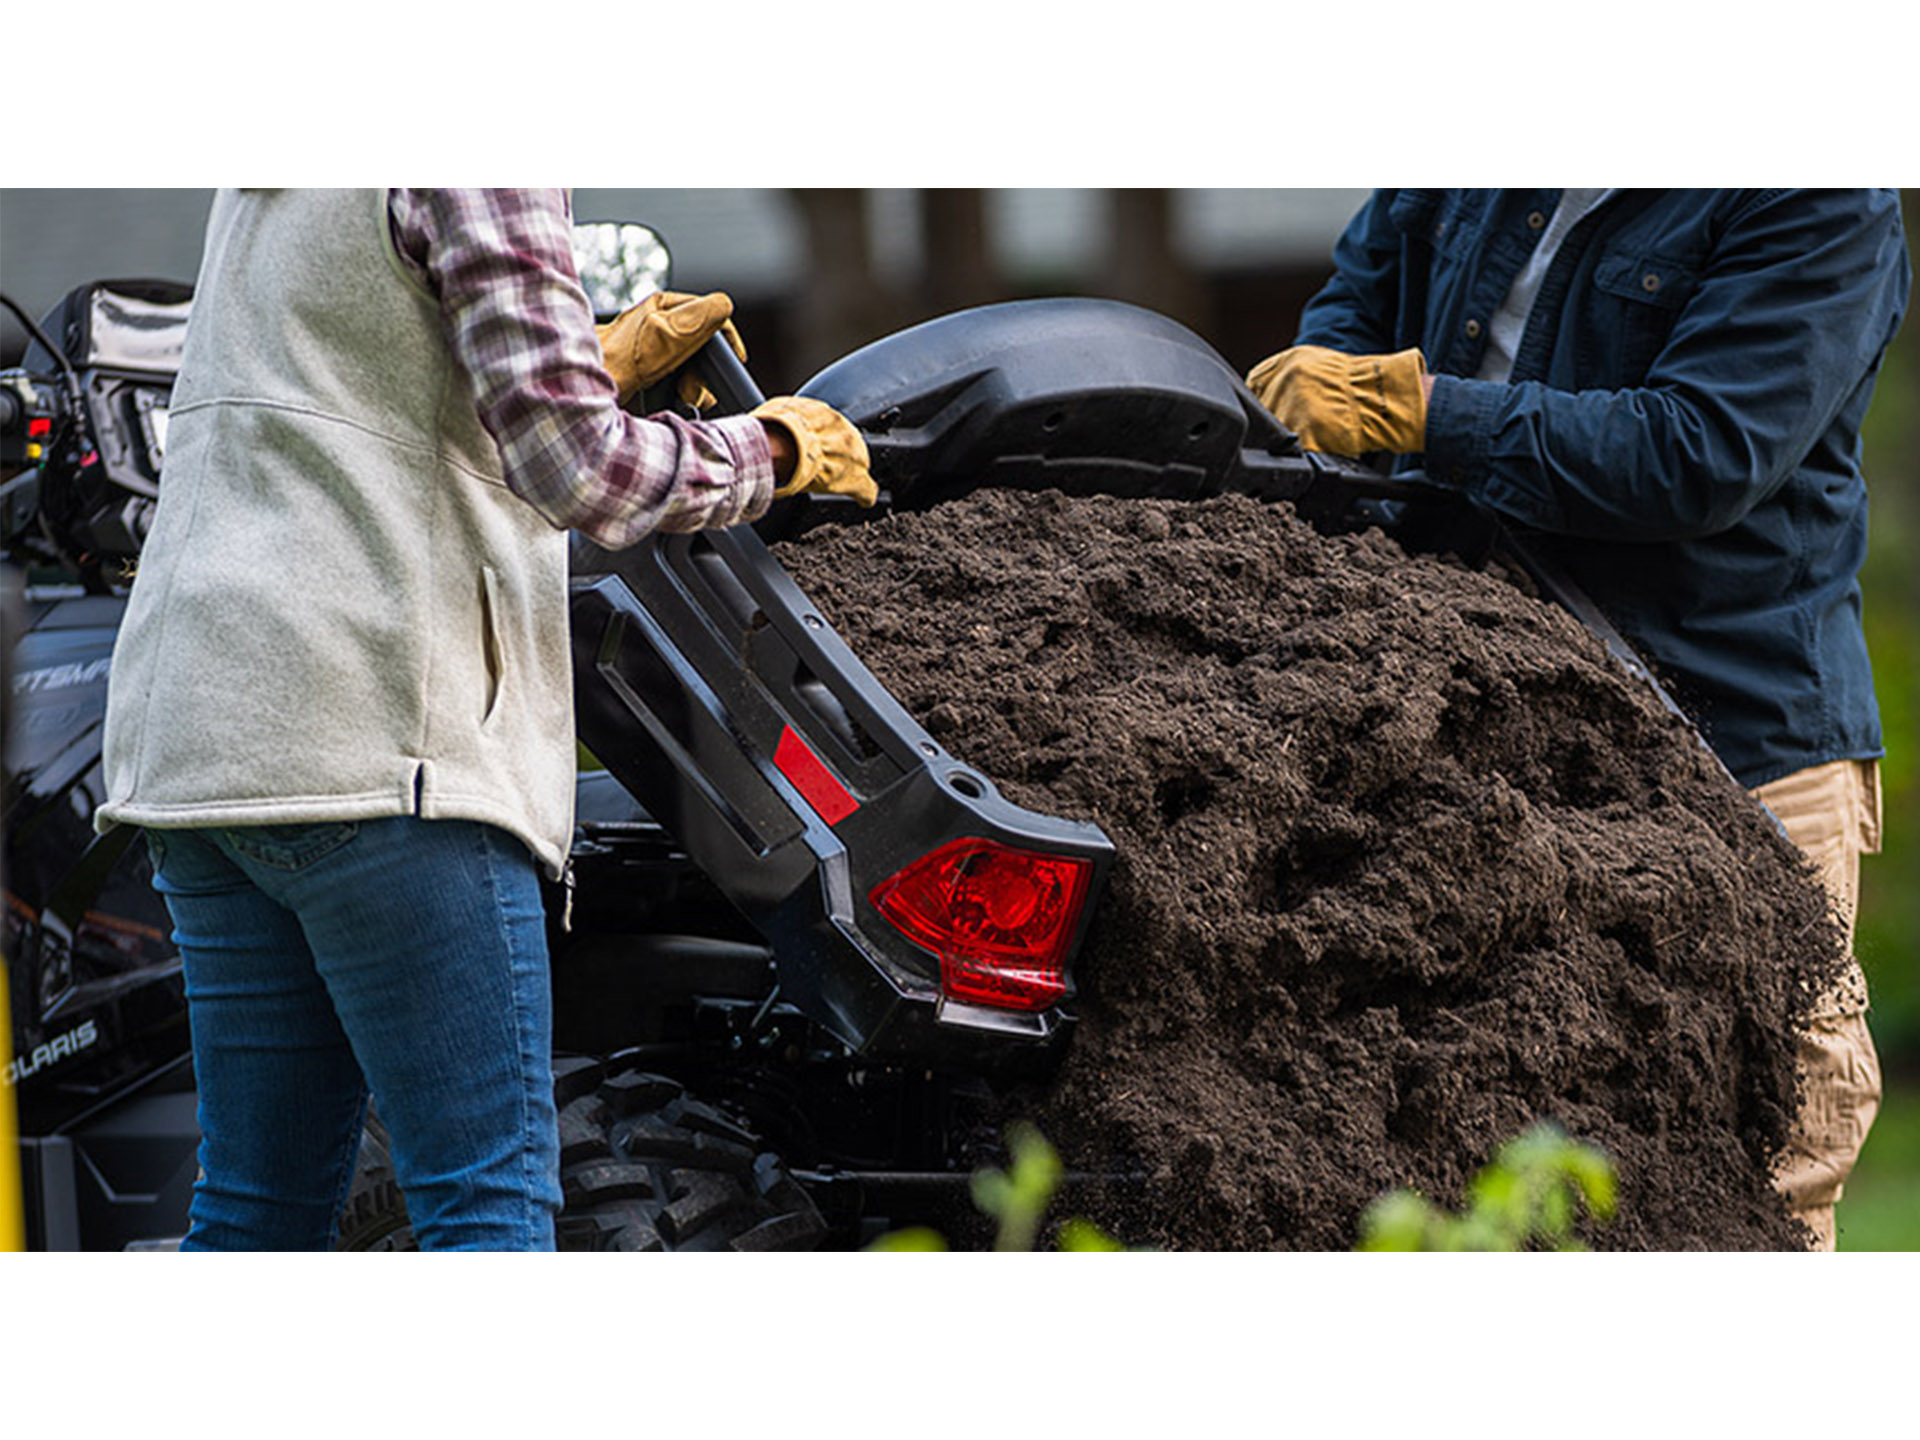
551, 1056, 827, 1252
334, 1112, 415, 1251
332, 1058, 826, 1253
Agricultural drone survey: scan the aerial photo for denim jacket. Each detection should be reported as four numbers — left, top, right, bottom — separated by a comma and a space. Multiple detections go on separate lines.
1295, 189, 1910, 787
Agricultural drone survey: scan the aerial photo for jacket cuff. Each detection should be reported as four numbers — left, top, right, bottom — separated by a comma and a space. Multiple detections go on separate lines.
1423, 374, 1501, 486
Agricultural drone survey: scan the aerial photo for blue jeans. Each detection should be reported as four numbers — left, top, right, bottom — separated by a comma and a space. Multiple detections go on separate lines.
146, 816, 561, 1250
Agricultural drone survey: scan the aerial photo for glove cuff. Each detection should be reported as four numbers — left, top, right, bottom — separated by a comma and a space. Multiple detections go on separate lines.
753, 398, 825, 497
1356, 348, 1428, 453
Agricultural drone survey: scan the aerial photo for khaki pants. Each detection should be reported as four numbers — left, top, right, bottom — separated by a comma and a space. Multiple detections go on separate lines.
1750, 759, 1885, 1251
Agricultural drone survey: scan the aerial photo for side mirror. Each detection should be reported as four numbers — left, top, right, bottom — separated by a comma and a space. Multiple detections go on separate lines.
571, 222, 672, 319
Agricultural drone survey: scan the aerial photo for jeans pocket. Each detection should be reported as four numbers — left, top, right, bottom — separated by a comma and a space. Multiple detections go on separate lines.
224, 821, 361, 872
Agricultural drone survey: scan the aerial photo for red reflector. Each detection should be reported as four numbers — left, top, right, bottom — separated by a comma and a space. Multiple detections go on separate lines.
774, 726, 858, 826
870, 838, 1091, 1012
28, 417, 51, 438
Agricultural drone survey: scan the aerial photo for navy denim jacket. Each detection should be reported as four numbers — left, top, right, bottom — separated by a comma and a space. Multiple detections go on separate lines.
1295, 189, 1909, 787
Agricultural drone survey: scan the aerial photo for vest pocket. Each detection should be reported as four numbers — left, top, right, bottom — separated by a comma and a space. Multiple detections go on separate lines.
479, 563, 507, 730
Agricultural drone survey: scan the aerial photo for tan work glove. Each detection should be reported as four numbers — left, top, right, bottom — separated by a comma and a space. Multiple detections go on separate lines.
754, 396, 879, 507
1245, 344, 1429, 456
596, 290, 746, 409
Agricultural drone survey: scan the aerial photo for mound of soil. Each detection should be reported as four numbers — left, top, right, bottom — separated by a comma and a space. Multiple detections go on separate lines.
776, 490, 1844, 1250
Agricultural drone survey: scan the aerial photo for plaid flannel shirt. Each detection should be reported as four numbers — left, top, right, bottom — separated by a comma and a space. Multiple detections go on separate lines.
388, 188, 772, 547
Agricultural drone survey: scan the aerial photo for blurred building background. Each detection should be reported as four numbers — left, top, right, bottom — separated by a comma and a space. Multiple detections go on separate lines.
2, 188, 1371, 385
4, 186, 1916, 1242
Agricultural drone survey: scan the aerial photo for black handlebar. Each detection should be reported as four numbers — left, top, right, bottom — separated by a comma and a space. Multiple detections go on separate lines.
0, 387, 18, 432
685, 333, 768, 415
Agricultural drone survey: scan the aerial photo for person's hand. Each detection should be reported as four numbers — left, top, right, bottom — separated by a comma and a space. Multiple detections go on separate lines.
753, 396, 879, 507
596, 290, 746, 409
1245, 344, 1429, 456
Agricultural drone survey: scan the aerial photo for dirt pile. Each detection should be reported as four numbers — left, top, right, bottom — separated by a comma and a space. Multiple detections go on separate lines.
776, 490, 1843, 1250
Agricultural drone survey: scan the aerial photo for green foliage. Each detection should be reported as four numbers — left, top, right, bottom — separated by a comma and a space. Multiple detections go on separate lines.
1856, 279, 1920, 1063
1056, 1217, 1130, 1252
1836, 1078, 1920, 1250
970, 1122, 1064, 1251
1356, 1122, 1618, 1252
864, 1226, 949, 1252
866, 1122, 1132, 1252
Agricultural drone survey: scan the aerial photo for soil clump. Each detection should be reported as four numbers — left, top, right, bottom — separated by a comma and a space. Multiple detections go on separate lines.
776, 490, 1844, 1250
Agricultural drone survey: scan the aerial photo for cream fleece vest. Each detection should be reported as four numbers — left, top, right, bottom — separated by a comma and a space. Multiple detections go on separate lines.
99, 188, 576, 876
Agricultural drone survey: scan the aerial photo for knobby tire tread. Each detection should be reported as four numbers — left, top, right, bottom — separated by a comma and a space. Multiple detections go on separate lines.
334, 1058, 826, 1253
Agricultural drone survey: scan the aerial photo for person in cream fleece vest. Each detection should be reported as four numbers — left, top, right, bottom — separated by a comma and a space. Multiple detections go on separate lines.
100, 188, 874, 1250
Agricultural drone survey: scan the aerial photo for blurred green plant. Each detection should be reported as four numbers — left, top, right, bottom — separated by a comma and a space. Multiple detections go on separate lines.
1857, 252, 1920, 1065
1836, 1078, 1920, 1250
1356, 1122, 1618, 1252
866, 1123, 1130, 1252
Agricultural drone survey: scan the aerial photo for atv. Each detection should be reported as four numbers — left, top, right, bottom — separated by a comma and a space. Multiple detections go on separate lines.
3, 219, 1671, 1250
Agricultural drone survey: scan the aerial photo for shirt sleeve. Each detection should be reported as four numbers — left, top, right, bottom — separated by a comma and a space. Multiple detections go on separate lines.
1292, 190, 1408, 356
1420, 191, 1911, 543
388, 188, 773, 548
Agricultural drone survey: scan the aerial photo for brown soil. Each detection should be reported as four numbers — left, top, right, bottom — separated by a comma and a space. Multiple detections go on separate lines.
776, 490, 1844, 1250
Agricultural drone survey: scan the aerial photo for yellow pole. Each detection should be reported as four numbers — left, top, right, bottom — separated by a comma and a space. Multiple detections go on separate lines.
4, 571, 25, 1248
1, 958, 23, 1250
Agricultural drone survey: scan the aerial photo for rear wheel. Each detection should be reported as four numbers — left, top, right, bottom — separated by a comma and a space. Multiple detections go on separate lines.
553, 1056, 826, 1252
332, 1058, 826, 1253
334, 1114, 414, 1251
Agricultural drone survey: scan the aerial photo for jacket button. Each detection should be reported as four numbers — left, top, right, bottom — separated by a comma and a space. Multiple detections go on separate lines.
1527, 210, 1547, 229
1642, 272, 1662, 293
1464, 318, 1483, 339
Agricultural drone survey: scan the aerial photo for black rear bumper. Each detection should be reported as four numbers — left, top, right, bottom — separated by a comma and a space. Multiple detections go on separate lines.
570, 523, 1112, 1069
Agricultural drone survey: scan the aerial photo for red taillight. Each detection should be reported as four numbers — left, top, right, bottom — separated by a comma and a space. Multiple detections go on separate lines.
870, 838, 1091, 1012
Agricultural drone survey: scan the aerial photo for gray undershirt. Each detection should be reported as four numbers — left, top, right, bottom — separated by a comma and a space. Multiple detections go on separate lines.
1476, 188, 1615, 384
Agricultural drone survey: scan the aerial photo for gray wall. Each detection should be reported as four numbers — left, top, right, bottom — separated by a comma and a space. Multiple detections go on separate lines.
2, 189, 217, 355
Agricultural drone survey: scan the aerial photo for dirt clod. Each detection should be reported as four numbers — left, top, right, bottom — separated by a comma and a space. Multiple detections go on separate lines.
777, 490, 1844, 1250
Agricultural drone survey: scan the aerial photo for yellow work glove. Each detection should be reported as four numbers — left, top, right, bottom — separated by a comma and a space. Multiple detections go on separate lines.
754, 396, 880, 508
1245, 344, 1429, 456
596, 290, 747, 409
